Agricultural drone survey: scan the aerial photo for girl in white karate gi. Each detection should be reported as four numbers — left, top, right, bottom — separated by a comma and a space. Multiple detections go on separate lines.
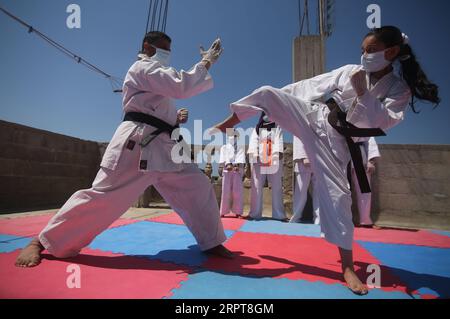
290, 136, 320, 224
351, 137, 381, 227
16, 32, 233, 267
219, 131, 246, 217
247, 115, 286, 221
213, 26, 440, 294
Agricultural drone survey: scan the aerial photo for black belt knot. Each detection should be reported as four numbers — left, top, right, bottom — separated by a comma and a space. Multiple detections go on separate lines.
326, 99, 385, 193
123, 112, 183, 145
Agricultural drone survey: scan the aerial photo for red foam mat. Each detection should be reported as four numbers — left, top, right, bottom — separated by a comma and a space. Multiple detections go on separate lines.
354, 227, 450, 248
0, 214, 138, 238
0, 248, 191, 299
205, 232, 409, 294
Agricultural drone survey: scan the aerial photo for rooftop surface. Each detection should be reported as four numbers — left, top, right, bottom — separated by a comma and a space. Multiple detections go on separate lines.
1, 209, 449, 299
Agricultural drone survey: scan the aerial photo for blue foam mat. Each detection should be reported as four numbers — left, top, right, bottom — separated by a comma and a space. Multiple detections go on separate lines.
239, 220, 322, 237
429, 230, 450, 238
358, 241, 450, 298
89, 221, 235, 267
169, 271, 411, 299
0, 234, 32, 253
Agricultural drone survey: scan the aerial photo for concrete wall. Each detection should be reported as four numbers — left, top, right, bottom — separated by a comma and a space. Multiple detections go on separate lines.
1, 120, 449, 230
372, 144, 450, 230
0, 120, 102, 212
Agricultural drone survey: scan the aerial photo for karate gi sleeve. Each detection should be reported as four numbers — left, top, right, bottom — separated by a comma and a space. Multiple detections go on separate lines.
247, 129, 259, 158
293, 135, 308, 160
219, 145, 226, 164
236, 146, 246, 164
138, 61, 214, 99
273, 126, 284, 154
367, 137, 381, 160
346, 81, 411, 131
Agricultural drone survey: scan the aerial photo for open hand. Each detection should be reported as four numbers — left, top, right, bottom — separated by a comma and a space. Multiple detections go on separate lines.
200, 38, 224, 65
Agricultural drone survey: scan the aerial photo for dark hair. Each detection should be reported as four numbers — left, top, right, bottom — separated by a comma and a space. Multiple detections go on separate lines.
141, 31, 171, 52
365, 26, 440, 113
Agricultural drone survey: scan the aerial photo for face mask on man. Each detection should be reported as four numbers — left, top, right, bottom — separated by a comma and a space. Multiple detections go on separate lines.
151, 45, 171, 66
361, 49, 391, 73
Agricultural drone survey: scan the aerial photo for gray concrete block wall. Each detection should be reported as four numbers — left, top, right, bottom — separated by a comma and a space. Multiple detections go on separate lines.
372, 144, 450, 230
1, 120, 449, 230
0, 120, 102, 212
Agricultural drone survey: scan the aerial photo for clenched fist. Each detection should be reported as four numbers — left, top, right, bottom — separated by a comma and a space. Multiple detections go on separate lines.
176, 108, 189, 124
350, 69, 368, 97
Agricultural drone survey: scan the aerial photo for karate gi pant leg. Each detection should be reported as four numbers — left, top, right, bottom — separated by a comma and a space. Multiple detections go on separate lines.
39, 137, 226, 258
231, 169, 244, 215
249, 163, 266, 219
351, 168, 373, 225
153, 165, 227, 251
290, 163, 312, 223
39, 138, 154, 258
231, 86, 354, 250
220, 170, 233, 216
267, 162, 286, 220
311, 175, 321, 225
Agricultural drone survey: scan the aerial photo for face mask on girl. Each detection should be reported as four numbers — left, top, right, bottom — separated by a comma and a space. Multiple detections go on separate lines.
361, 49, 391, 73
151, 45, 171, 66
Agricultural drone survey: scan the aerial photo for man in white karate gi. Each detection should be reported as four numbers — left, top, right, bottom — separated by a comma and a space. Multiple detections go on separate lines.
247, 114, 286, 221
218, 131, 245, 217
290, 136, 320, 224
16, 31, 233, 267
351, 137, 381, 227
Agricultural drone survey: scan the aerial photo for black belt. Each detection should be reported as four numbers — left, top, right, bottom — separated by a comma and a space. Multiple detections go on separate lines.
326, 99, 385, 193
123, 112, 183, 147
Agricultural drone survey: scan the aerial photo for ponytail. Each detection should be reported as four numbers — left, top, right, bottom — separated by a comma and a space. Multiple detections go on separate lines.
398, 43, 440, 112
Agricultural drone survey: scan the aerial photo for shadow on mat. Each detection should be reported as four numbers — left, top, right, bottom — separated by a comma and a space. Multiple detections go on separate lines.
42, 246, 450, 298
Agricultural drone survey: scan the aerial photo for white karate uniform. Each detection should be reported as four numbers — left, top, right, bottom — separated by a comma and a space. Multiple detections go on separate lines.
351, 137, 381, 225
219, 137, 246, 216
247, 126, 286, 220
38, 55, 227, 258
290, 136, 320, 224
230, 64, 411, 250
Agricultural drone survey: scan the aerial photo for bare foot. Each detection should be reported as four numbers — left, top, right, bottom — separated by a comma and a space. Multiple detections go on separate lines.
343, 267, 368, 295
15, 238, 44, 268
204, 244, 235, 259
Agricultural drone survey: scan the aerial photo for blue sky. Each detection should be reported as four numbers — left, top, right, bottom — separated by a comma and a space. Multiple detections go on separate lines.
0, 0, 449, 147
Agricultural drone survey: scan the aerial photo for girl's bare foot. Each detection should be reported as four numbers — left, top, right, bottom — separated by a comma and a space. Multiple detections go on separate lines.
15, 238, 44, 268
339, 247, 368, 295
343, 266, 369, 295
204, 244, 234, 259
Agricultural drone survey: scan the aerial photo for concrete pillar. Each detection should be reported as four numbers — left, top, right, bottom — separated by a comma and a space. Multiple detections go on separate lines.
292, 35, 326, 82
286, 35, 326, 219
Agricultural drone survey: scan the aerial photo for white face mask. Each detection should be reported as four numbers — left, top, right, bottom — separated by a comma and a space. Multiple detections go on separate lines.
151, 45, 171, 66
361, 49, 391, 73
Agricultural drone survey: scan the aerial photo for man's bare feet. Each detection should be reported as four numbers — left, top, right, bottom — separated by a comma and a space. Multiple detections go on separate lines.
339, 247, 368, 295
204, 244, 235, 259
15, 238, 44, 268
343, 267, 368, 295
